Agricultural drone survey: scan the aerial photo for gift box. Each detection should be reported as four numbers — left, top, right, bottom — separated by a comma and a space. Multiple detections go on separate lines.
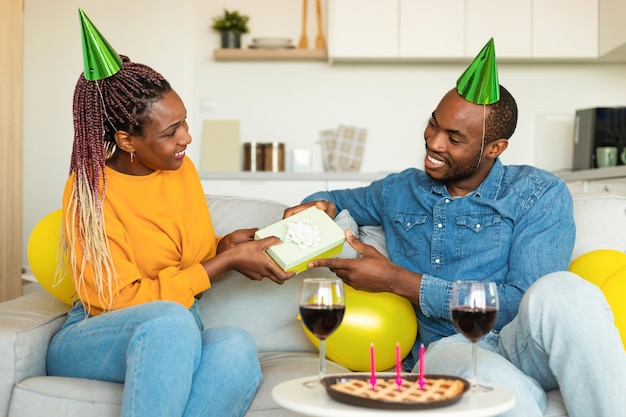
254, 206, 346, 273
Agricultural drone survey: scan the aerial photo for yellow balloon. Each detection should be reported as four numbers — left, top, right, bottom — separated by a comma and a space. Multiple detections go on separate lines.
302, 284, 417, 371
601, 265, 626, 349
568, 249, 626, 288
27, 210, 77, 305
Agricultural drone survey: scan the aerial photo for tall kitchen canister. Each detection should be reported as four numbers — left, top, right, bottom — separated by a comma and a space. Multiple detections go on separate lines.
243, 142, 265, 172
263, 142, 285, 172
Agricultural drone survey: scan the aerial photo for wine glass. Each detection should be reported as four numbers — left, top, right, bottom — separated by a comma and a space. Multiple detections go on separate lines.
299, 277, 346, 387
450, 280, 499, 392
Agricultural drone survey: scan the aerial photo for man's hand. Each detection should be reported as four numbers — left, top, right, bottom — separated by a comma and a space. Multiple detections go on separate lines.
283, 200, 337, 219
307, 229, 394, 292
308, 229, 422, 304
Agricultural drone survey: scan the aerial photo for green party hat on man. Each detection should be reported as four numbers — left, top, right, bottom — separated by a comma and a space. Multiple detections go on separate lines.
456, 38, 499, 105
79, 9, 122, 81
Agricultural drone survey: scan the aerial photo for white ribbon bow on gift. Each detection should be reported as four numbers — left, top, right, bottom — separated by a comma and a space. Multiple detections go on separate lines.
285, 218, 321, 250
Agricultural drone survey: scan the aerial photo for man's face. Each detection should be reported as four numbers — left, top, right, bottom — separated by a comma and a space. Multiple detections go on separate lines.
423, 89, 489, 184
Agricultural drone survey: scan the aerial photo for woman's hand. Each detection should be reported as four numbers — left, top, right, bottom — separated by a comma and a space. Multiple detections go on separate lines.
228, 236, 296, 284
217, 228, 256, 254
216, 228, 295, 284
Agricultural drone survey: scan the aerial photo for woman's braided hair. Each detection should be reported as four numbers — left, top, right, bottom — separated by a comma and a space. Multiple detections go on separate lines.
62, 55, 171, 311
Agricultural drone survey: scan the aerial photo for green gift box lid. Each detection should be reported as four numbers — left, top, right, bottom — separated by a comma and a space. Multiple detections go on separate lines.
254, 206, 346, 273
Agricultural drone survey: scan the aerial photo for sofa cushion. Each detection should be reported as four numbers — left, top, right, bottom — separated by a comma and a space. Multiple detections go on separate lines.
544, 390, 568, 417
0, 291, 69, 417
334, 209, 389, 259
251, 352, 349, 417
571, 194, 626, 259
200, 267, 339, 353
200, 194, 347, 353
206, 194, 287, 236
8, 377, 122, 417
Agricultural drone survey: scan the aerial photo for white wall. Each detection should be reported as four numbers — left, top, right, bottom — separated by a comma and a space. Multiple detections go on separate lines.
22, 0, 626, 265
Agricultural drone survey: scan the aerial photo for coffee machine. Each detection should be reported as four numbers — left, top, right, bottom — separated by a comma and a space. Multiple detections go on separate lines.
572, 107, 626, 170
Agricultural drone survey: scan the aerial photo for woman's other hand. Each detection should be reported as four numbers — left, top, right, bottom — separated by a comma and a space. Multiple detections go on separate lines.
228, 236, 296, 284
217, 228, 256, 254
218, 228, 295, 284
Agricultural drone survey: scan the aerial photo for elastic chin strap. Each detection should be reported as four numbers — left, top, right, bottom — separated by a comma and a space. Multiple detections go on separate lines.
96, 80, 118, 132
474, 104, 486, 170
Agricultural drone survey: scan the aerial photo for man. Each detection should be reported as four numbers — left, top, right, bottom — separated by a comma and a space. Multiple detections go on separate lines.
285, 39, 626, 417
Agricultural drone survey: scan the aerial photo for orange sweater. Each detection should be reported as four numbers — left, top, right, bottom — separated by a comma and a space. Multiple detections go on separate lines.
62, 157, 216, 315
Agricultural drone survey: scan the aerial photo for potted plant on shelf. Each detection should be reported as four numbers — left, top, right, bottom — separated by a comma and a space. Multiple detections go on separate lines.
211, 9, 250, 49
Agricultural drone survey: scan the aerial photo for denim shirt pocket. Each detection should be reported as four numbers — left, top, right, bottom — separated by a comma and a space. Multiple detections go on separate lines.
393, 213, 429, 257
455, 213, 502, 259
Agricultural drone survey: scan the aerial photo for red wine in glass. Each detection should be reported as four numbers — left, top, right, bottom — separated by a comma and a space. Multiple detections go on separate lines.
300, 304, 345, 340
450, 281, 499, 392
451, 306, 498, 343
299, 277, 345, 387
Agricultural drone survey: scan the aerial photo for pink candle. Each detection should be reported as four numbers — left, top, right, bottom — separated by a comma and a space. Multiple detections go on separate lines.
369, 343, 377, 390
418, 343, 426, 390
395, 342, 402, 390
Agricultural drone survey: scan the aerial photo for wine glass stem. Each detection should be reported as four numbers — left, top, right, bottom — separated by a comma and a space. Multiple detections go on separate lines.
319, 339, 326, 381
471, 341, 478, 389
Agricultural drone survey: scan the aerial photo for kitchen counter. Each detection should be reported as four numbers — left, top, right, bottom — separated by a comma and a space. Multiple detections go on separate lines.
555, 166, 626, 181
199, 171, 388, 182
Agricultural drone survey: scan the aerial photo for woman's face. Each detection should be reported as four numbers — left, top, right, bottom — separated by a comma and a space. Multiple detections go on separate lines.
129, 90, 191, 173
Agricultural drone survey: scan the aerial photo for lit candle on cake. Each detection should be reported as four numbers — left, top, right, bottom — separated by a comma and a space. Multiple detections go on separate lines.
418, 343, 426, 390
369, 343, 377, 390
395, 342, 402, 390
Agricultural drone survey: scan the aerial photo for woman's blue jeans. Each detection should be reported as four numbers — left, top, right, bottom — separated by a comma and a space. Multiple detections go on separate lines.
47, 300, 262, 417
415, 272, 626, 417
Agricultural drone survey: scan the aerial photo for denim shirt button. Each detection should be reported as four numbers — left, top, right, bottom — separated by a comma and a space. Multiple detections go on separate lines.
435, 258, 441, 264
437, 223, 443, 228
476, 224, 481, 228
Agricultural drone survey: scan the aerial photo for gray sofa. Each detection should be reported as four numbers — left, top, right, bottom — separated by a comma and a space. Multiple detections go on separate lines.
2, 193, 626, 417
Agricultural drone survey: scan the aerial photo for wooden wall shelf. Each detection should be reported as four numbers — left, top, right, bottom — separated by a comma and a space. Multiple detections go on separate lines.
213, 48, 327, 61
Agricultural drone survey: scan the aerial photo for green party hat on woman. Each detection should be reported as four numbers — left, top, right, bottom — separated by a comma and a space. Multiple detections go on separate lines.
456, 38, 499, 105
79, 9, 122, 81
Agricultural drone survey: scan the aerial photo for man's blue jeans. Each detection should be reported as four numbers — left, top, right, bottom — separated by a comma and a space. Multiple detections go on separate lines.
47, 299, 262, 417
416, 272, 626, 417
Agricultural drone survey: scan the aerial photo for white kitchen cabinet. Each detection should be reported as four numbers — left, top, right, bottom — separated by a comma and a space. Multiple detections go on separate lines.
329, 0, 626, 62
466, 0, 531, 58
400, 0, 530, 59
533, 0, 598, 58
599, 0, 626, 56
559, 166, 626, 196
329, 0, 398, 58
566, 178, 626, 195
399, 0, 465, 58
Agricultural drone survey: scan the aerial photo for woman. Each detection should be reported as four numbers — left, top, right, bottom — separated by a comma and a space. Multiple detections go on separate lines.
46, 10, 294, 417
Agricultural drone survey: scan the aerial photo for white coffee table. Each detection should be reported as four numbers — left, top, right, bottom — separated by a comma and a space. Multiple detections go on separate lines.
272, 375, 515, 417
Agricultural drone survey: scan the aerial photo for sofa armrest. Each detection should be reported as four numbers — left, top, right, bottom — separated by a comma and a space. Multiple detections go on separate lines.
0, 291, 69, 416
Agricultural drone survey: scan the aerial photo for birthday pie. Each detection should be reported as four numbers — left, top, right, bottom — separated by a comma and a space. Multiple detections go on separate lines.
329, 376, 466, 404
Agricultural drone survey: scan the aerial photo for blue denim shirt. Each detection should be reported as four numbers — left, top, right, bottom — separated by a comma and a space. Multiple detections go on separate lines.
303, 159, 575, 370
